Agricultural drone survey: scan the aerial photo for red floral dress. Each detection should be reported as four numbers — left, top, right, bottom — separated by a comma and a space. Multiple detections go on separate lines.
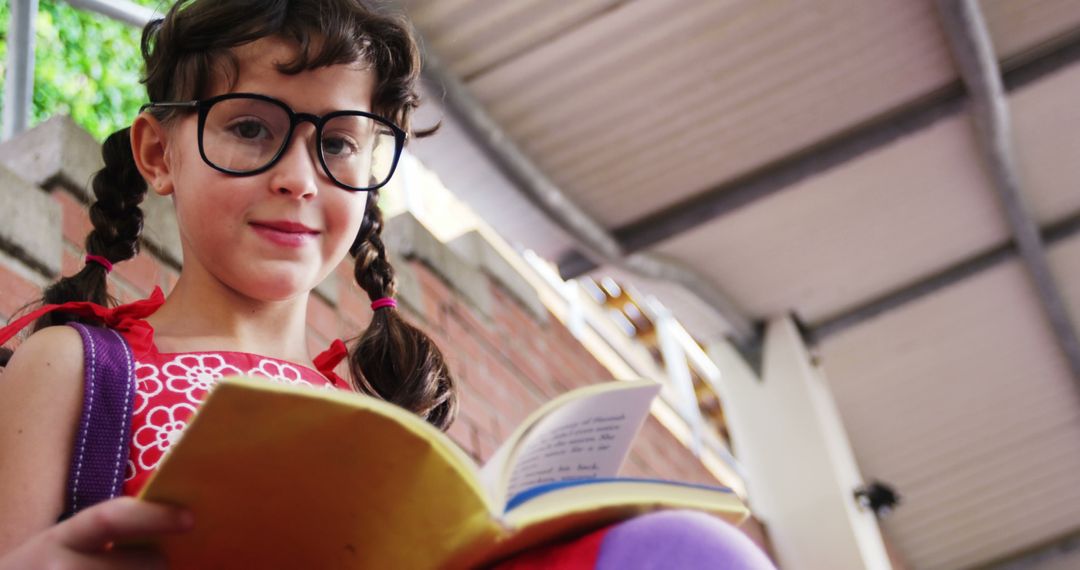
0, 286, 352, 497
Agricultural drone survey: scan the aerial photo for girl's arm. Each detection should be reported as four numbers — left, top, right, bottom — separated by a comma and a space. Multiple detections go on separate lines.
0, 326, 85, 550
0, 327, 194, 567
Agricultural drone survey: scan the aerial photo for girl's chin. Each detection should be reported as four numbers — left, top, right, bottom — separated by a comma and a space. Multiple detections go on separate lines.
228, 272, 319, 302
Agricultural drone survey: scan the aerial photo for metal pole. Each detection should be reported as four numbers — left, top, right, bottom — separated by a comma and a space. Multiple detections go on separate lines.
62, 0, 155, 27
653, 304, 703, 456
2, 0, 39, 141
937, 0, 1080, 384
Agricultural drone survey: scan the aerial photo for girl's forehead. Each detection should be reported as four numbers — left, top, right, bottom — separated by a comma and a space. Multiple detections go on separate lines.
210, 36, 376, 113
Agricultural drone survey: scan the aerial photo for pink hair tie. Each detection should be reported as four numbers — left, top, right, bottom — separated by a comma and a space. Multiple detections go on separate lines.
371, 298, 397, 311
85, 254, 113, 273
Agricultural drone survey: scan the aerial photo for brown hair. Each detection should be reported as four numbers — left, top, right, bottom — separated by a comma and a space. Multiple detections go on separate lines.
13, 0, 456, 429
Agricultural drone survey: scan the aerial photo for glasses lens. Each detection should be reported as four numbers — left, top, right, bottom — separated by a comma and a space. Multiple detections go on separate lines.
321, 114, 399, 190
203, 97, 290, 173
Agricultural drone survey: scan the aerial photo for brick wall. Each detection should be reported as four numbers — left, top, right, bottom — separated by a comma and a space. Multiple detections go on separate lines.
0, 116, 772, 555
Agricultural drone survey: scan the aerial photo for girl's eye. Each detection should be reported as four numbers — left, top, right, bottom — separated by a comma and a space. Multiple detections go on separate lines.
226, 118, 272, 141
323, 135, 361, 158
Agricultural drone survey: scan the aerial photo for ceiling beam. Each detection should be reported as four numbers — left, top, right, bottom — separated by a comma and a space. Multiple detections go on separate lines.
558, 27, 1080, 279
936, 0, 1080, 383
809, 209, 1080, 344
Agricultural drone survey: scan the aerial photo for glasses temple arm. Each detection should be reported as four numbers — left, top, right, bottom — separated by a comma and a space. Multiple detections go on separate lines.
138, 101, 200, 113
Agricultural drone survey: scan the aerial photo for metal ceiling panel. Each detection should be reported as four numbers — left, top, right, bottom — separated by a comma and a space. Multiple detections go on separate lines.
463, 0, 958, 227
818, 248, 1080, 570
983, 0, 1080, 64
650, 113, 1010, 323
402, 0, 626, 80
395, 1, 1080, 567
1010, 60, 1080, 225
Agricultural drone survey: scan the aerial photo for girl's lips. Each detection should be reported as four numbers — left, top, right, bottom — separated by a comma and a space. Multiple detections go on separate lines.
249, 221, 319, 248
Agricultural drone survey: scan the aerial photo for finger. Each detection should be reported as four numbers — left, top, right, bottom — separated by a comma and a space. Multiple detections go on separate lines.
55, 497, 193, 552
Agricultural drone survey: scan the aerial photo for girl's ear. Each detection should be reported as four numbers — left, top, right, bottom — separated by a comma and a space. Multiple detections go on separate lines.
130, 113, 175, 196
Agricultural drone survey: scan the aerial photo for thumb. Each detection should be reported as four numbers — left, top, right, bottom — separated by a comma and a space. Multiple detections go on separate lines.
56, 497, 193, 552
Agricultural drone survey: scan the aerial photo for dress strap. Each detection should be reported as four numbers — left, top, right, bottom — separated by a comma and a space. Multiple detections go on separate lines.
313, 338, 350, 389
0, 287, 165, 356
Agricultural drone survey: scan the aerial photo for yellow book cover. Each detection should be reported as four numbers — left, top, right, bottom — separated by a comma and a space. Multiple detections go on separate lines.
137, 377, 748, 568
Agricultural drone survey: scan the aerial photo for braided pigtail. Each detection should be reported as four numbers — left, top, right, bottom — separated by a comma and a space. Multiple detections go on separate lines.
348, 191, 457, 430
31, 127, 148, 331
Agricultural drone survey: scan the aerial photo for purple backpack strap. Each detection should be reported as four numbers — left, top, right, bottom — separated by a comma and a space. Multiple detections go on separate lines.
58, 323, 137, 521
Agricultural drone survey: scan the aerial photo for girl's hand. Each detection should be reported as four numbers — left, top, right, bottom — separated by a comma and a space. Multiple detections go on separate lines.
0, 497, 193, 569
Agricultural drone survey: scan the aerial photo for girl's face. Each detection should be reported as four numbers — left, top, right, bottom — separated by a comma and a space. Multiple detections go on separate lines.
153, 37, 374, 302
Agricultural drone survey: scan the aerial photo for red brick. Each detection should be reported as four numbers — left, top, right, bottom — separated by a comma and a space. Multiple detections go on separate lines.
0, 262, 42, 321
337, 275, 373, 329
112, 280, 145, 305
412, 262, 452, 329
447, 300, 510, 365
473, 429, 501, 463
445, 415, 477, 459
52, 190, 93, 247
456, 384, 496, 438
61, 244, 81, 276
113, 250, 160, 297
339, 313, 366, 341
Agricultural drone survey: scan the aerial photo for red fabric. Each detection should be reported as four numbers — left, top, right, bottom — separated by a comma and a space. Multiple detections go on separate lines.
311, 338, 349, 387
0, 287, 165, 356
121, 344, 347, 495
491, 525, 612, 570
0, 290, 353, 494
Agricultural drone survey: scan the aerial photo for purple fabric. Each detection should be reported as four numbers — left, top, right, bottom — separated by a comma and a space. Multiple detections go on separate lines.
59, 324, 137, 521
595, 510, 777, 570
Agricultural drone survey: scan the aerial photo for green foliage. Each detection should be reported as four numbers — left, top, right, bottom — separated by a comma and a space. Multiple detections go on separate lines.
1, 0, 166, 141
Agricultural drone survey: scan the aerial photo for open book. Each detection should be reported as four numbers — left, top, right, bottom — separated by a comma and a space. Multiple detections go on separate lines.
138, 377, 747, 568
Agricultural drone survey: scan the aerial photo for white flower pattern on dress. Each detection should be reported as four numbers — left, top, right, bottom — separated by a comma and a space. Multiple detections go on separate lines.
132, 363, 162, 415
161, 354, 243, 404
132, 402, 198, 470
247, 358, 313, 387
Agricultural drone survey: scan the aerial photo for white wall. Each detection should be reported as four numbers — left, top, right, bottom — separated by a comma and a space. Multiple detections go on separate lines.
709, 316, 891, 570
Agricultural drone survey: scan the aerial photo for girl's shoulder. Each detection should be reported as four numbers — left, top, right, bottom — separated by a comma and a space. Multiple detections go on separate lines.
2, 325, 85, 397
0, 325, 85, 434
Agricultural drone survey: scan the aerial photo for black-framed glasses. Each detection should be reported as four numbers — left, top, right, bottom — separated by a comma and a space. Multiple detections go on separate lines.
140, 93, 406, 192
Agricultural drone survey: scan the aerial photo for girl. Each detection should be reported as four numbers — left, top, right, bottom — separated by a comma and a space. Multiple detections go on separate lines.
0, 1, 774, 568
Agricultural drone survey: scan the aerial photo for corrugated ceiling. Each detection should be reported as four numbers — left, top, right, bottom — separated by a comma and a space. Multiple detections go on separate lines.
401, 1, 1080, 568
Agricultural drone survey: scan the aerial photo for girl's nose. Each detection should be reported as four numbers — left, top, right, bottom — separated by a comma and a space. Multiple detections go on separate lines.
268, 124, 321, 199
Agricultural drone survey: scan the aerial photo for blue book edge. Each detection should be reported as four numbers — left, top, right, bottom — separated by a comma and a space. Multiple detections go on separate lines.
504, 477, 734, 514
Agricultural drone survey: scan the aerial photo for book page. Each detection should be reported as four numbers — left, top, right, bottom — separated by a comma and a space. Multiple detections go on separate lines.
499, 382, 659, 507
